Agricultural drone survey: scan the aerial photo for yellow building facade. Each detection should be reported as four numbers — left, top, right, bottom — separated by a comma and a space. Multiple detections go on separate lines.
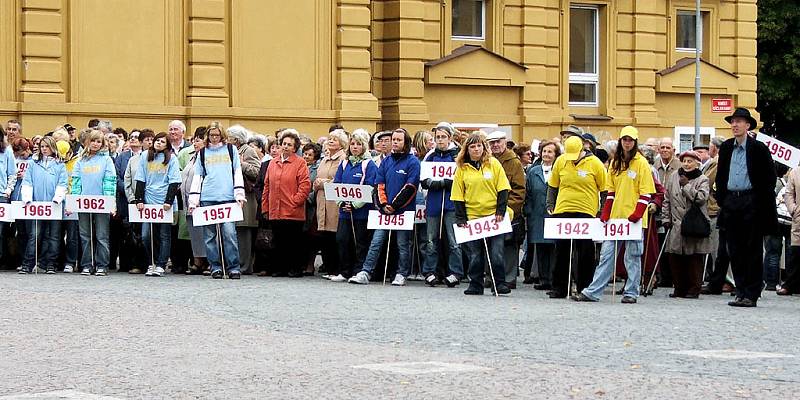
0, 0, 756, 147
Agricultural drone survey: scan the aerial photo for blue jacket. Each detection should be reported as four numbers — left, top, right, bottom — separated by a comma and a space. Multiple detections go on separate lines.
524, 164, 553, 244
0, 146, 16, 198
420, 145, 458, 217
333, 158, 377, 220
22, 156, 67, 203
374, 152, 420, 214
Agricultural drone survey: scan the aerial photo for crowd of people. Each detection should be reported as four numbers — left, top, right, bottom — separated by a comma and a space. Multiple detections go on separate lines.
1, 107, 796, 307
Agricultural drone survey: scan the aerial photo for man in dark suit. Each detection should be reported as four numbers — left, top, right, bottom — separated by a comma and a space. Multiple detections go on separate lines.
715, 108, 777, 307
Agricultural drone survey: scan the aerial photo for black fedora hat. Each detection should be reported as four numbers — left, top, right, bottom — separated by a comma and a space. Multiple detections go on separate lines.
724, 107, 757, 130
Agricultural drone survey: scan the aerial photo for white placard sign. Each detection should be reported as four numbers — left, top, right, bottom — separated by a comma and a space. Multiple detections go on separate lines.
453, 215, 513, 244
11, 201, 62, 221
0, 203, 14, 222
757, 132, 800, 168
65, 195, 115, 214
191, 203, 244, 227
544, 218, 643, 241
420, 162, 457, 181
543, 218, 598, 240
414, 205, 426, 224
128, 204, 174, 224
595, 219, 642, 241
323, 182, 373, 203
367, 210, 415, 231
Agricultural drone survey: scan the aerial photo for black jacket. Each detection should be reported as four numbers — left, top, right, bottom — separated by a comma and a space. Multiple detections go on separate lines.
715, 135, 777, 234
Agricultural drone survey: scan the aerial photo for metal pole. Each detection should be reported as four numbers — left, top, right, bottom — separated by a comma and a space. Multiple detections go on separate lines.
382, 231, 392, 286
484, 238, 499, 297
694, 0, 702, 146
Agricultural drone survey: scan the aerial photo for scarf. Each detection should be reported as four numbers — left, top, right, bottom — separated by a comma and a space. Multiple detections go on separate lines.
678, 167, 701, 180
349, 152, 369, 165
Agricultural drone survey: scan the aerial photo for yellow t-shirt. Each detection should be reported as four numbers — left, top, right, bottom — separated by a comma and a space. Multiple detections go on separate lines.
548, 153, 607, 216
451, 157, 513, 220
606, 153, 656, 228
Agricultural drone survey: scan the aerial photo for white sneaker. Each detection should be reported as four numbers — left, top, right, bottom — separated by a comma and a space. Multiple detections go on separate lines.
391, 274, 406, 286
63, 265, 74, 273
322, 274, 333, 280
330, 274, 347, 282
144, 265, 155, 277
152, 267, 165, 277
348, 271, 370, 284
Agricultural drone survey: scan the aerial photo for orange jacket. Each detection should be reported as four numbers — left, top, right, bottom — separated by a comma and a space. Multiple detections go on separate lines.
262, 153, 311, 221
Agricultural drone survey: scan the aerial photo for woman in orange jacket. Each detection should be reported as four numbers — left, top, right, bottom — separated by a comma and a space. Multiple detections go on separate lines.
261, 129, 312, 277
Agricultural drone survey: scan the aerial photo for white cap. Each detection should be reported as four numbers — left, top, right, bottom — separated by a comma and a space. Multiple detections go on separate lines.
486, 130, 507, 141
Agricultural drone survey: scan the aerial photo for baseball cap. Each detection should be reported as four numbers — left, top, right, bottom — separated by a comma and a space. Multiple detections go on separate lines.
562, 136, 583, 161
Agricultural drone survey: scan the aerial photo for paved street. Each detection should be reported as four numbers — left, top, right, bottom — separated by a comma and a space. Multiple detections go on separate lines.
1, 271, 798, 399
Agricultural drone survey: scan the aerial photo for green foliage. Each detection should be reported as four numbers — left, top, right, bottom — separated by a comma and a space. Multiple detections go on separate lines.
758, 0, 800, 141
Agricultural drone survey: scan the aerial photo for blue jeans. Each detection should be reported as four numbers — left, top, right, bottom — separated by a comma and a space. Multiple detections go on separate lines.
763, 224, 790, 287
423, 211, 463, 277
362, 229, 412, 277
142, 221, 172, 268
64, 220, 79, 266
582, 239, 643, 300
463, 234, 505, 286
200, 201, 241, 274
79, 213, 110, 271
22, 220, 62, 270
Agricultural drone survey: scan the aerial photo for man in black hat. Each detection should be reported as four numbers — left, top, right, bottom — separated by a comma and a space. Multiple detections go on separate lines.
715, 107, 777, 307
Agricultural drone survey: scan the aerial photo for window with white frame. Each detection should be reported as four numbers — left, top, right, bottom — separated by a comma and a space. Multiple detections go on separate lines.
569, 6, 599, 106
674, 126, 715, 153
452, 0, 485, 40
676, 10, 708, 52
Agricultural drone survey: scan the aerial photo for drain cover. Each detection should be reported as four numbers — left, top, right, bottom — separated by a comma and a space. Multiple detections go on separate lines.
353, 361, 489, 374
669, 349, 795, 360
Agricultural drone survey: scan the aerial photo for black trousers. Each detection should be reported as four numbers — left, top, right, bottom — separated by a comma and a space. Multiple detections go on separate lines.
784, 246, 800, 292
272, 220, 304, 274
318, 230, 340, 276
722, 193, 764, 301
706, 228, 730, 291
551, 212, 596, 297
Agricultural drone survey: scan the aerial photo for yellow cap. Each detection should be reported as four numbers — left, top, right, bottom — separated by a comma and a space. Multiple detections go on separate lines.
619, 125, 639, 140
562, 136, 583, 161
56, 140, 70, 158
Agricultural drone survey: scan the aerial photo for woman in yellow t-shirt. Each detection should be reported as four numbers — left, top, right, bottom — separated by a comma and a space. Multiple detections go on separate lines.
546, 135, 607, 298
573, 126, 655, 303
451, 133, 512, 295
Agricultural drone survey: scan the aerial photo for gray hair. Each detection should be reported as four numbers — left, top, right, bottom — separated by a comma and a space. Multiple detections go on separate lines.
604, 140, 618, 154
328, 128, 349, 151
168, 120, 186, 132
639, 145, 656, 165
97, 120, 112, 132
711, 136, 725, 148
226, 124, 251, 145
247, 134, 267, 153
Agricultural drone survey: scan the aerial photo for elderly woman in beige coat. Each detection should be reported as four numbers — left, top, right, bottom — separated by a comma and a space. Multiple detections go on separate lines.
661, 150, 711, 298
313, 129, 348, 278
227, 124, 262, 274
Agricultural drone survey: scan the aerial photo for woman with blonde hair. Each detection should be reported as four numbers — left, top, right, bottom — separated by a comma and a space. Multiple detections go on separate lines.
312, 128, 348, 277
70, 130, 117, 276
451, 133, 512, 295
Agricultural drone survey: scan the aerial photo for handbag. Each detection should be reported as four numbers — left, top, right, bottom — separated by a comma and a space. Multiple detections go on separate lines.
255, 226, 275, 250
681, 200, 711, 238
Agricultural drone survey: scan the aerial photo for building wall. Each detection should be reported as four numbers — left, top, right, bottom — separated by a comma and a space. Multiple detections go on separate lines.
0, 0, 756, 144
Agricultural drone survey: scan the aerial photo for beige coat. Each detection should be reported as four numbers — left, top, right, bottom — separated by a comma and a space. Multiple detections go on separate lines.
661, 171, 711, 255
784, 167, 800, 245
237, 143, 261, 228
313, 149, 346, 232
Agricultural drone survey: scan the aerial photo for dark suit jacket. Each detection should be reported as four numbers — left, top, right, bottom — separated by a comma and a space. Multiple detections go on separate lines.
715, 136, 777, 234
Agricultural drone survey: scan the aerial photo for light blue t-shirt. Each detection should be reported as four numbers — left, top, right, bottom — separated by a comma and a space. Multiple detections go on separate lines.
71, 153, 115, 196
135, 151, 182, 206
193, 144, 241, 203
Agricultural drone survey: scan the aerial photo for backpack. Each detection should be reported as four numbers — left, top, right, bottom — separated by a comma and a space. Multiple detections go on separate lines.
199, 143, 235, 180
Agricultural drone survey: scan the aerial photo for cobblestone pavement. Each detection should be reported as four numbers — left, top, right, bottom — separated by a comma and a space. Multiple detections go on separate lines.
1, 271, 798, 399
